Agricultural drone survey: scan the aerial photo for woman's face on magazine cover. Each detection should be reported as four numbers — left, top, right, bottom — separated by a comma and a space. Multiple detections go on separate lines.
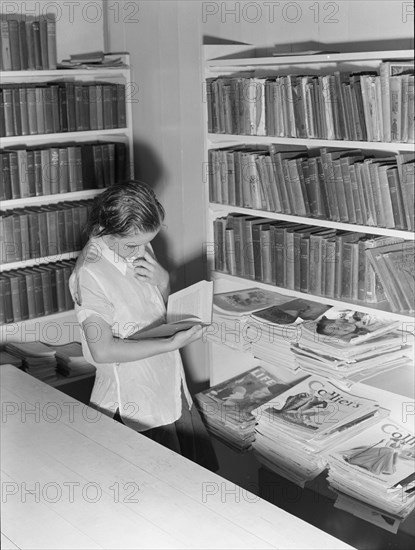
319, 319, 356, 337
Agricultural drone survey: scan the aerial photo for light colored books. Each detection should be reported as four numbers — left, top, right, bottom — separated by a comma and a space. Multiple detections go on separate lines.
130, 280, 213, 339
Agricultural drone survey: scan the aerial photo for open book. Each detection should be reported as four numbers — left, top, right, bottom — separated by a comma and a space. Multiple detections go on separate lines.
129, 280, 213, 339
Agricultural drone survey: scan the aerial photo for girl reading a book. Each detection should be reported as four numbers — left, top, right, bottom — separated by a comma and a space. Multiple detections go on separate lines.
69, 181, 217, 471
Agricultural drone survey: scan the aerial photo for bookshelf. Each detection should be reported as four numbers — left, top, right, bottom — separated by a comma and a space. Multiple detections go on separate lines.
203, 45, 414, 326
0, 55, 134, 344
202, 45, 415, 544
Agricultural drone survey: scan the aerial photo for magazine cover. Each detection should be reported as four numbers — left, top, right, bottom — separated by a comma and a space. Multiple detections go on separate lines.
254, 374, 380, 434
213, 288, 287, 315
250, 298, 331, 325
329, 418, 415, 488
300, 309, 401, 346
195, 366, 302, 421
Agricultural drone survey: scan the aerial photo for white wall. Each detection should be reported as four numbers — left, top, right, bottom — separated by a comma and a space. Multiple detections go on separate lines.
1, 0, 105, 61
105, 0, 414, 389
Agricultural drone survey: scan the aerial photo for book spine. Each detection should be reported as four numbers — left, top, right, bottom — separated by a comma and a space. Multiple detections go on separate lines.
32, 21, 42, 70
46, 19, 57, 69
39, 17, 49, 70
8, 20, 21, 70
18, 20, 28, 70
1, 20, 12, 70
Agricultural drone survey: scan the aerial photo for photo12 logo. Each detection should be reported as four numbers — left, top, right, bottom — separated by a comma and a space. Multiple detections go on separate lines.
0, 2, 140, 24
201, 1, 341, 24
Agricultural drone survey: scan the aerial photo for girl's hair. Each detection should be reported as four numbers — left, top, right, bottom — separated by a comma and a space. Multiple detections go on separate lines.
85, 181, 165, 238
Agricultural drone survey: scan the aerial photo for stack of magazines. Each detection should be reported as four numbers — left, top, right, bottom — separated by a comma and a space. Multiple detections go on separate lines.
0, 350, 23, 368
251, 374, 389, 486
194, 365, 302, 452
51, 342, 96, 377
210, 288, 289, 352
246, 298, 331, 371
291, 310, 413, 382
4, 342, 57, 382
326, 417, 415, 533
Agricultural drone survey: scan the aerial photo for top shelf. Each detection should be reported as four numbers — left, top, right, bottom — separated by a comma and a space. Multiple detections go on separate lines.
0, 67, 131, 78
205, 48, 414, 69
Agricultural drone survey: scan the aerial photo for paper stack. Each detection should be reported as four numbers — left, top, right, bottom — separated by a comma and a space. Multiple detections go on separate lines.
51, 342, 96, 377
291, 310, 412, 382
195, 366, 301, 452
327, 417, 415, 533
246, 298, 331, 371
209, 288, 289, 352
5, 342, 57, 382
0, 350, 23, 369
251, 374, 389, 486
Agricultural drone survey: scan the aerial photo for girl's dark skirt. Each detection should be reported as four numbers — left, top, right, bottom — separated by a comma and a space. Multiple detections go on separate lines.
113, 387, 219, 473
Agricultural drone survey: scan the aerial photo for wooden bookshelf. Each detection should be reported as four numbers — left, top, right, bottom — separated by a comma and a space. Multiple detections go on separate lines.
0, 55, 134, 342
202, 45, 415, 544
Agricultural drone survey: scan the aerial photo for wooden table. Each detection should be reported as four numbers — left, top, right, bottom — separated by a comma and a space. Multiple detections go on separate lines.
0, 365, 354, 550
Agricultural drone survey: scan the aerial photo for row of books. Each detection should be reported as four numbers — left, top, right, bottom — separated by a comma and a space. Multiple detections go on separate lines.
1, 200, 92, 263
0, 82, 127, 137
0, 258, 76, 324
206, 62, 414, 143
0, 141, 128, 200
213, 213, 413, 312
208, 147, 415, 231
0, 15, 57, 71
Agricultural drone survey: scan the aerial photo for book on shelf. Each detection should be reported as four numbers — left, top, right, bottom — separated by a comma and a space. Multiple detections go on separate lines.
207, 61, 414, 143
365, 241, 415, 313
0, 82, 126, 138
0, 14, 57, 71
129, 280, 213, 339
0, 200, 93, 264
209, 148, 414, 231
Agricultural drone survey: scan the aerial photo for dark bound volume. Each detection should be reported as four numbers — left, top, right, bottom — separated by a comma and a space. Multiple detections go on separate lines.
8, 20, 21, 70
31, 21, 42, 70
18, 20, 28, 70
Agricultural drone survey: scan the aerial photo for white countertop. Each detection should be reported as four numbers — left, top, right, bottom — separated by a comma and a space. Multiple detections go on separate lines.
0, 365, 354, 550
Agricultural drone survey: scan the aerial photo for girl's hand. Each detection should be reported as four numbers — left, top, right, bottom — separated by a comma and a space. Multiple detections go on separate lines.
168, 325, 203, 350
133, 250, 170, 293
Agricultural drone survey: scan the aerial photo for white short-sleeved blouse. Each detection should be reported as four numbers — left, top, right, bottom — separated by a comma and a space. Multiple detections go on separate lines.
69, 237, 192, 431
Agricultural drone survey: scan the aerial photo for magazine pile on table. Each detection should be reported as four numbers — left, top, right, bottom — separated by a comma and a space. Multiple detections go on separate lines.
210, 288, 289, 353
4, 341, 57, 382
51, 342, 96, 377
0, 350, 23, 369
194, 365, 302, 452
291, 309, 413, 382
251, 374, 389, 486
246, 298, 331, 371
326, 417, 415, 533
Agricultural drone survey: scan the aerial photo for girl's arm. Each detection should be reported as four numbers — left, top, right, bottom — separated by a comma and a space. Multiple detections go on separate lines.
82, 314, 202, 364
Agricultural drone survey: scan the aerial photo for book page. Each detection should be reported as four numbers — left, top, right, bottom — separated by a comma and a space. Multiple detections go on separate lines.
167, 280, 213, 324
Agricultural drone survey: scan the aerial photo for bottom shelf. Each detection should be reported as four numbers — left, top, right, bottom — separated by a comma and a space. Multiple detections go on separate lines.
211, 272, 413, 323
